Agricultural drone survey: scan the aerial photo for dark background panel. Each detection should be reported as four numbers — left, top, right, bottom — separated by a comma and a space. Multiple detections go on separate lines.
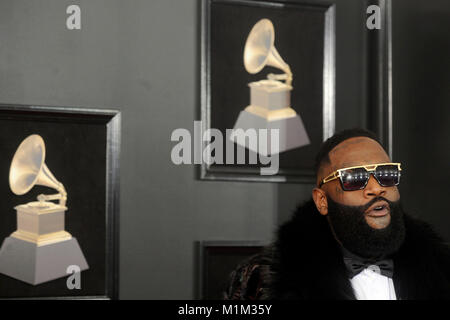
392, 0, 450, 242
0, 114, 107, 297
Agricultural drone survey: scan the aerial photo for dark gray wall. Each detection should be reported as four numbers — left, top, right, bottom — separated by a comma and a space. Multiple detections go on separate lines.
392, 0, 450, 242
0, 0, 447, 299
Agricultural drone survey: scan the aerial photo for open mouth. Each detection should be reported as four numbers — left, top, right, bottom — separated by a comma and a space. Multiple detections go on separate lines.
365, 201, 390, 217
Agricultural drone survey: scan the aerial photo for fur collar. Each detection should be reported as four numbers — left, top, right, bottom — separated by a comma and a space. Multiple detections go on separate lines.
268, 199, 450, 300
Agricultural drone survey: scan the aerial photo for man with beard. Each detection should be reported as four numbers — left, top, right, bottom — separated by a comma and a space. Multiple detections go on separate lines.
224, 128, 450, 300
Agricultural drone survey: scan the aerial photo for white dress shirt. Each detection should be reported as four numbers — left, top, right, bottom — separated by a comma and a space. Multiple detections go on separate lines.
350, 264, 397, 300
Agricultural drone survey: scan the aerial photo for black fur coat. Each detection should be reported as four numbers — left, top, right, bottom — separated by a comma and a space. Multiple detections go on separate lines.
224, 199, 450, 300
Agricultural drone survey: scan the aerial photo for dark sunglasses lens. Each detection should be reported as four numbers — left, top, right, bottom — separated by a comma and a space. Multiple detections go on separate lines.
374, 165, 400, 186
340, 168, 370, 191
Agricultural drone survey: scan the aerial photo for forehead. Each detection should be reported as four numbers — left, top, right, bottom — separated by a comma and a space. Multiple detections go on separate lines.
328, 137, 390, 170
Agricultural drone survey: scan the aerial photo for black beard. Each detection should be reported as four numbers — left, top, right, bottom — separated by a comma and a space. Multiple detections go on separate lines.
326, 196, 406, 260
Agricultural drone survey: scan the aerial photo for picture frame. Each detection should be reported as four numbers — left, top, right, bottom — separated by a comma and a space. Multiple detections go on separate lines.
0, 104, 120, 299
199, 0, 393, 183
198, 240, 267, 300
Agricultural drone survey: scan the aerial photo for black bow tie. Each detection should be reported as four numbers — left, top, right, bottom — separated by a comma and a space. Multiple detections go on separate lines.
341, 248, 394, 279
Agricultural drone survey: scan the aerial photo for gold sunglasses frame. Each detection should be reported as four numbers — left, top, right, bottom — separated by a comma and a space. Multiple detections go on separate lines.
319, 162, 402, 189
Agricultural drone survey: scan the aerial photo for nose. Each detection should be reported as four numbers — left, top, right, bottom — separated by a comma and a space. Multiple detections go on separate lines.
363, 174, 386, 198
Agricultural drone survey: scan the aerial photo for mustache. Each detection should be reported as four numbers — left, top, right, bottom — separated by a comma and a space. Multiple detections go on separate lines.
358, 196, 394, 213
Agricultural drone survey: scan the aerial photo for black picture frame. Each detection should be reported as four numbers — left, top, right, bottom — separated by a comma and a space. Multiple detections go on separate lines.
199, 0, 393, 183
365, 0, 393, 158
0, 104, 120, 300
198, 240, 267, 300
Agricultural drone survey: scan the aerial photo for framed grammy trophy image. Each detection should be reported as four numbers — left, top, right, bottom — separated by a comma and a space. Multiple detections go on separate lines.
0, 104, 120, 299
200, 0, 336, 183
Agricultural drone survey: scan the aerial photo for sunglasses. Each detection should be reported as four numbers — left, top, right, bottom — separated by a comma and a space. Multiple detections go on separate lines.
319, 163, 402, 191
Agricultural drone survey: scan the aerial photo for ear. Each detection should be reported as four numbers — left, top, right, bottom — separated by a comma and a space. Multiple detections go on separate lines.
312, 187, 328, 216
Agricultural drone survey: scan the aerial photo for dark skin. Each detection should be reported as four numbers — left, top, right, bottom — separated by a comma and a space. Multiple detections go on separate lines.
312, 137, 400, 230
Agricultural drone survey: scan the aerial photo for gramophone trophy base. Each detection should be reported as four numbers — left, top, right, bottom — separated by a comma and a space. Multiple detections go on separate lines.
0, 236, 88, 285
0, 202, 88, 285
232, 108, 310, 155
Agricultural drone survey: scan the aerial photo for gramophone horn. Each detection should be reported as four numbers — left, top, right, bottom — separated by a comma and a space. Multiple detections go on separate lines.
243, 18, 292, 76
9, 134, 62, 196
